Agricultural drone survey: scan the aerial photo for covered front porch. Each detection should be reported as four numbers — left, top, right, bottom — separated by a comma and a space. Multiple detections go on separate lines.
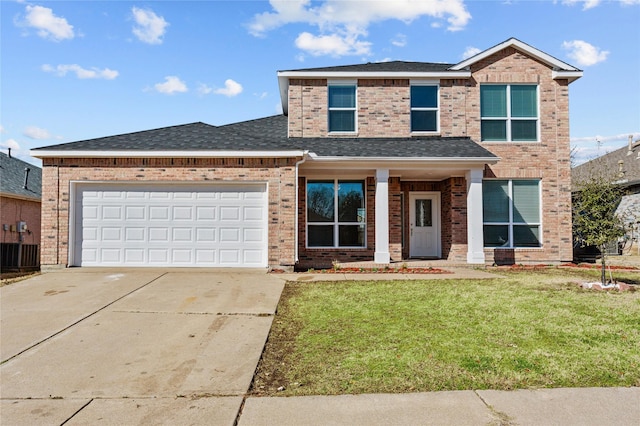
296, 157, 492, 269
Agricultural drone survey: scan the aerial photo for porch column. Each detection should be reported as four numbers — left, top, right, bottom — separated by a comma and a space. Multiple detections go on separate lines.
466, 168, 485, 264
374, 168, 390, 264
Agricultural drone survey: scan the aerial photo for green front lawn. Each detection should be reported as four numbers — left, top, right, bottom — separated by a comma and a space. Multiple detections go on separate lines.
251, 270, 640, 396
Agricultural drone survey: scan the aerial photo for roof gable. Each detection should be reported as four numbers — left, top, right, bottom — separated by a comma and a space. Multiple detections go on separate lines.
0, 152, 42, 200
450, 37, 582, 82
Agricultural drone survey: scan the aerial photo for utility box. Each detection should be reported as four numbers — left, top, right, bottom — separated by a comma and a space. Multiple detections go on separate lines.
18, 221, 27, 233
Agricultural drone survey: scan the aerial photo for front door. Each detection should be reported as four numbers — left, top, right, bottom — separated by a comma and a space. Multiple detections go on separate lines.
409, 192, 441, 258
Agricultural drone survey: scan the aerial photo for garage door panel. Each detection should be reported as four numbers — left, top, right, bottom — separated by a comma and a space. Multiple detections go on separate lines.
75, 184, 267, 267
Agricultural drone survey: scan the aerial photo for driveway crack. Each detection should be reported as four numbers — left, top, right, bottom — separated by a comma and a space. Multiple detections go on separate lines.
1, 273, 168, 364
60, 398, 94, 426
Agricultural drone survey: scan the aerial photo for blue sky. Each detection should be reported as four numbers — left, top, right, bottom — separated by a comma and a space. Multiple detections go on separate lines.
2, 0, 639, 167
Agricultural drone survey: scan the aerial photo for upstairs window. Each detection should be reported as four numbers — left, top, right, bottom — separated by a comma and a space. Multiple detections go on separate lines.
411, 84, 439, 132
481, 85, 538, 142
328, 84, 356, 133
307, 180, 365, 248
482, 179, 541, 248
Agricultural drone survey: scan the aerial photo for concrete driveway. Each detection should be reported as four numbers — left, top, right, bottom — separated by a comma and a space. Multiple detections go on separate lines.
0, 268, 285, 425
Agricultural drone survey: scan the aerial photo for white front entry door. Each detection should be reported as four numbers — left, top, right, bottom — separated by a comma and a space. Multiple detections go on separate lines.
409, 192, 441, 258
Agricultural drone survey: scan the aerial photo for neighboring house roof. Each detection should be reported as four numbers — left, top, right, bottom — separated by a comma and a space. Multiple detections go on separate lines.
572, 141, 640, 190
277, 37, 582, 114
0, 151, 42, 201
31, 115, 498, 163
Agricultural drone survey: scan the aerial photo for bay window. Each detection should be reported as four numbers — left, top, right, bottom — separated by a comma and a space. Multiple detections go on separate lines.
481, 85, 538, 142
483, 179, 541, 248
328, 84, 356, 133
307, 180, 365, 247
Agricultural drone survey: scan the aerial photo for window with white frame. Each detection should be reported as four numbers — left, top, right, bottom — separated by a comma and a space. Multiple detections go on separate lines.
307, 180, 365, 247
328, 84, 356, 133
410, 84, 439, 132
482, 179, 541, 248
481, 85, 538, 142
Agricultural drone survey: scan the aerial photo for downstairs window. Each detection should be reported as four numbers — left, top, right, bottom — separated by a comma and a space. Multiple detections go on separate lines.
307, 180, 365, 248
483, 179, 541, 248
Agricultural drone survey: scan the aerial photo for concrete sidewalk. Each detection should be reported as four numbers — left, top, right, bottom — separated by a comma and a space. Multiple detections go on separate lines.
239, 387, 639, 425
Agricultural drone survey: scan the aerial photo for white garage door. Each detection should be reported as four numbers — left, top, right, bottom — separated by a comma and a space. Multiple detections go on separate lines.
73, 183, 268, 267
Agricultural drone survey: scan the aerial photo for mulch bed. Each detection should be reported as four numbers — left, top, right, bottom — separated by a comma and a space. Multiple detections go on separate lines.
271, 267, 452, 274
559, 263, 640, 271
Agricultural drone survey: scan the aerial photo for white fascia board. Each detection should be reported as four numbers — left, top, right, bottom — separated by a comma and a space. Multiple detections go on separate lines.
278, 75, 289, 115
277, 70, 471, 79
306, 154, 499, 165
30, 150, 306, 159
552, 70, 583, 83
451, 38, 580, 72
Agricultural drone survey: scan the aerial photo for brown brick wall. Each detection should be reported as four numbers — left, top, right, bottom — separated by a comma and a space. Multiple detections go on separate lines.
288, 46, 574, 264
40, 157, 299, 268
1, 196, 41, 245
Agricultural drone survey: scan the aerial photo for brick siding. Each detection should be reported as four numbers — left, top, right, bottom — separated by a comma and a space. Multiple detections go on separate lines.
40, 157, 299, 268
289, 46, 574, 264
1, 196, 41, 245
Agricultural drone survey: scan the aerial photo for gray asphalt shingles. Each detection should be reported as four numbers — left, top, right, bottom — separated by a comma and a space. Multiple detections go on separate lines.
280, 61, 455, 73
32, 115, 496, 159
0, 152, 42, 199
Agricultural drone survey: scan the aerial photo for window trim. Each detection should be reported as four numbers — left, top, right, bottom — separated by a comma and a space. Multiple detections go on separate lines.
482, 179, 542, 248
410, 80, 440, 134
306, 178, 367, 249
480, 84, 540, 143
327, 80, 357, 134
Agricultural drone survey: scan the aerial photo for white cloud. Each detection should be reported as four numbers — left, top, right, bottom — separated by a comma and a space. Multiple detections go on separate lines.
153, 76, 187, 94
214, 79, 243, 97
197, 83, 213, 95
295, 31, 371, 56
391, 34, 407, 47
462, 46, 481, 59
131, 7, 168, 44
1, 138, 21, 153
42, 64, 119, 80
0, 125, 5, 134
562, 40, 609, 66
248, 0, 470, 57
23, 126, 51, 140
254, 92, 268, 100
22, 5, 74, 41
561, 0, 602, 10
561, 0, 640, 8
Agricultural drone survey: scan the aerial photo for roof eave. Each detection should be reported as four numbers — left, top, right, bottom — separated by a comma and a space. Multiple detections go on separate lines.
552, 70, 583, 83
30, 149, 306, 159
0, 191, 41, 202
306, 154, 499, 164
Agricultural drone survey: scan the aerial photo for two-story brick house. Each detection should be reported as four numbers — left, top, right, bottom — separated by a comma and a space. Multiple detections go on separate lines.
32, 38, 582, 269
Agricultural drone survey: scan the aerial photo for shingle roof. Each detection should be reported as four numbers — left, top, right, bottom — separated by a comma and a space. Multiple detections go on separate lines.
572, 143, 640, 188
32, 114, 497, 160
0, 152, 42, 200
280, 61, 454, 73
